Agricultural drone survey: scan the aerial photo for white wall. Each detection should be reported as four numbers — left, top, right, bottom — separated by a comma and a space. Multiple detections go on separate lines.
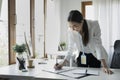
60, 0, 82, 44
35, 0, 44, 57
46, 0, 61, 54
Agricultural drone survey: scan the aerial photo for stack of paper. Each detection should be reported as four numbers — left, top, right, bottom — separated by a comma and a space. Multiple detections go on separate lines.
59, 68, 99, 78
71, 69, 99, 75
42, 67, 99, 79
42, 67, 75, 74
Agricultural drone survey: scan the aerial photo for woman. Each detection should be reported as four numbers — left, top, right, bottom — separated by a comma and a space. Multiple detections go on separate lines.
54, 10, 113, 74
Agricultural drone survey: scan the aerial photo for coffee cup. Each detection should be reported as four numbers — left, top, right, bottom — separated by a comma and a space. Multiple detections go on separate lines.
28, 59, 34, 68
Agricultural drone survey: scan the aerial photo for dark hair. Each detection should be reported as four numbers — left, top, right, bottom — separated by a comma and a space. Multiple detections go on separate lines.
68, 10, 83, 23
68, 10, 89, 46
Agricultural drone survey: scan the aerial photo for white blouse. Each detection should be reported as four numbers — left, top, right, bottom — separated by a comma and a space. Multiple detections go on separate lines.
64, 20, 108, 62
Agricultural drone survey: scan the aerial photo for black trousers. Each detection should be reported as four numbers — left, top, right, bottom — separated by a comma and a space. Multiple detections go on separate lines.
77, 52, 101, 68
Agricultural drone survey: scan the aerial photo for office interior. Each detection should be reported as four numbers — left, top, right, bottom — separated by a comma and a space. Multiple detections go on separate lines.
0, 0, 120, 70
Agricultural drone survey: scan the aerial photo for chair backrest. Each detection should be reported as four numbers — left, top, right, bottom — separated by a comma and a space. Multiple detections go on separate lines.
110, 40, 120, 68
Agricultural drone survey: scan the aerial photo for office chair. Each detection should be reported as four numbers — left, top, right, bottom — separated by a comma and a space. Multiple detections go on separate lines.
110, 40, 120, 69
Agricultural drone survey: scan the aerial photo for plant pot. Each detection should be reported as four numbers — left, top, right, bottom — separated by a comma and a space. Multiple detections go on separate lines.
17, 57, 26, 70
27, 59, 35, 68
16, 53, 26, 70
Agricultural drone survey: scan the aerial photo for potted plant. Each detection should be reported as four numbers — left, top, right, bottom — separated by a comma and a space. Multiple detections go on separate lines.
59, 42, 66, 51
13, 43, 27, 71
13, 44, 27, 55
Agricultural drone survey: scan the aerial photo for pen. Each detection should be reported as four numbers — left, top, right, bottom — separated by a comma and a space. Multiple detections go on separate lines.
85, 69, 87, 75
73, 73, 85, 75
56, 56, 58, 64
56, 56, 59, 66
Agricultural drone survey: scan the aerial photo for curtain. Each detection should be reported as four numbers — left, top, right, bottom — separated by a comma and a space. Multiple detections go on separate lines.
0, 0, 2, 16
92, 0, 120, 66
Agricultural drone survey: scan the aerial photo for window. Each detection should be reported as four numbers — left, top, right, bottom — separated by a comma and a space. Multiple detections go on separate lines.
0, 0, 8, 66
35, 0, 44, 58
16, 0, 46, 59
0, 0, 56, 64
16, 0, 31, 57
35, 0, 60, 58
81, 1, 94, 20
46, 0, 60, 56
16, 0, 30, 45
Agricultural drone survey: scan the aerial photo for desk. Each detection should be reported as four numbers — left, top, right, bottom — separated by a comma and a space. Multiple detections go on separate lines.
0, 59, 119, 80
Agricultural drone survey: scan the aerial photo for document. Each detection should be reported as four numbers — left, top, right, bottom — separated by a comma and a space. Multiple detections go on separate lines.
71, 69, 99, 75
87, 69, 99, 75
42, 67, 75, 74
42, 67, 99, 79
59, 69, 86, 78
59, 68, 99, 78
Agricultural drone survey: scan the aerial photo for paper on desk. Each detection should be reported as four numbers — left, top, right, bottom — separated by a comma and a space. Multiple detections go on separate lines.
87, 69, 99, 75
71, 69, 99, 75
70, 69, 87, 74
59, 69, 99, 78
59, 69, 85, 78
42, 67, 75, 74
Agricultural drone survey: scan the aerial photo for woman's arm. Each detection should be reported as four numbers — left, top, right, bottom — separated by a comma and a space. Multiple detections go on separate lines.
101, 59, 108, 68
93, 21, 113, 74
54, 28, 75, 70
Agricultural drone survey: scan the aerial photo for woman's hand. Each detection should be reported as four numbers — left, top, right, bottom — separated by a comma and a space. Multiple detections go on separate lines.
102, 67, 113, 74
54, 59, 67, 70
54, 63, 63, 70
101, 59, 113, 74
